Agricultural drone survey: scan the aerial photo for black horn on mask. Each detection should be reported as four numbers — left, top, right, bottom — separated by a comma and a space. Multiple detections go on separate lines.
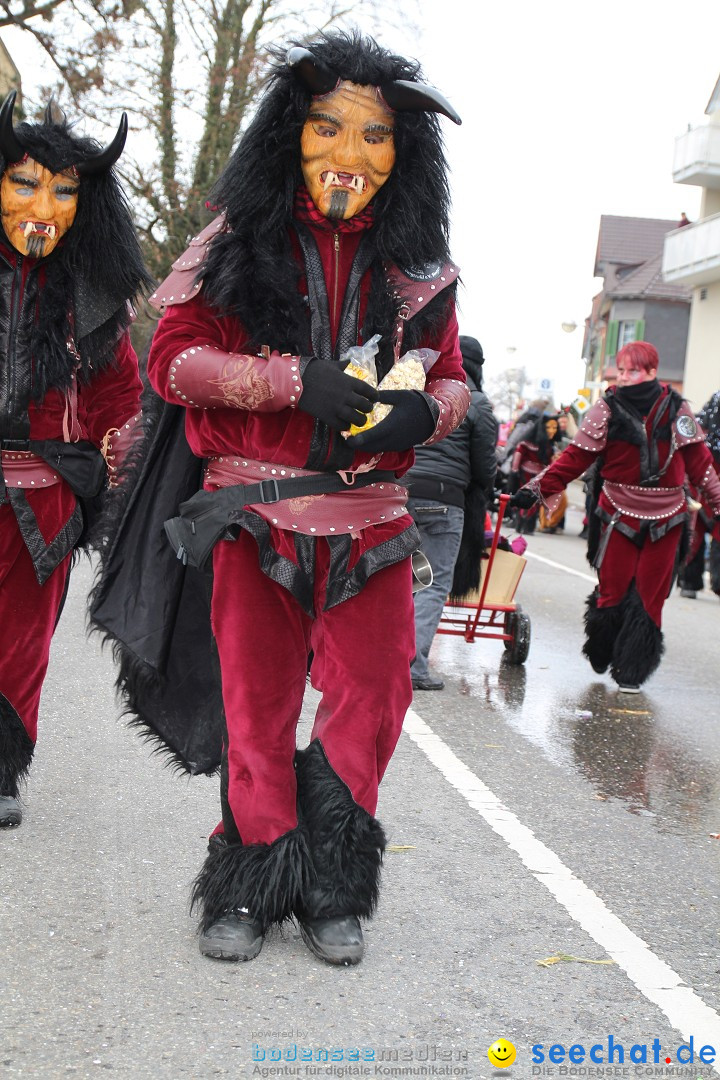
43, 98, 66, 127
287, 47, 339, 96
380, 80, 461, 126
75, 112, 128, 175
0, 92, 26, 165
286, 47, 462, 126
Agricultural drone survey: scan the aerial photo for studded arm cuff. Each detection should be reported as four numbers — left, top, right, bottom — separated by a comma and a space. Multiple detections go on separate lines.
167, 345, 302, 411
421, 378, 471, 445
694, 459, 720, 516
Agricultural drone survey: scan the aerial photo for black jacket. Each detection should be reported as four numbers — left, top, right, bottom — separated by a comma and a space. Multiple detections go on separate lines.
405, 374, 498, 506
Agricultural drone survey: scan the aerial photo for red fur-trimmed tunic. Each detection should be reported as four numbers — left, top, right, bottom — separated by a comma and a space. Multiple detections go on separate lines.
1, 331, 142, 744
146, 209, 469, 842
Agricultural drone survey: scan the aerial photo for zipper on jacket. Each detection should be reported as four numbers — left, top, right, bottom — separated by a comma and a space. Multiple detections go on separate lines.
332, 232, 340, 332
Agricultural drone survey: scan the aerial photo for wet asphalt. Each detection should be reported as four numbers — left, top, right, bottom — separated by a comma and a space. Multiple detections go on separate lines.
1, 482, 719, 1079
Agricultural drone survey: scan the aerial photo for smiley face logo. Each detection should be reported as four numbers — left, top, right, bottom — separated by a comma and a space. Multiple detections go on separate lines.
488, 1039, 516, 1068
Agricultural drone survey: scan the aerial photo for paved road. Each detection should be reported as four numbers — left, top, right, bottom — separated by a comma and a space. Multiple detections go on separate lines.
2, 491, 720, 1079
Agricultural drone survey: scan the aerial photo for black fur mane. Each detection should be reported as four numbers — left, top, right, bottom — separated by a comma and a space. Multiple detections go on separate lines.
201, 30, 456, 373
2, 116, 152, 399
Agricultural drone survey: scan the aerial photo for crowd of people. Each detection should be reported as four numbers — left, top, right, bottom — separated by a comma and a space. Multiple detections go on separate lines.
1, 29, 719, 974
406, 341, 720, 697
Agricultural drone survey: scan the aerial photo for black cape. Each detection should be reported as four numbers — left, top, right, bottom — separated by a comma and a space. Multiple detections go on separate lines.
90, 389, 224, 775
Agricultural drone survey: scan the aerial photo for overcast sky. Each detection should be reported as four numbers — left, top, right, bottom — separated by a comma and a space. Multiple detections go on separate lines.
395, 0, 720, 405
4, 0, 720, 407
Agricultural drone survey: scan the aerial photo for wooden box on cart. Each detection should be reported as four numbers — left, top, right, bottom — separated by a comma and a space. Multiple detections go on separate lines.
455, 549, 527, 606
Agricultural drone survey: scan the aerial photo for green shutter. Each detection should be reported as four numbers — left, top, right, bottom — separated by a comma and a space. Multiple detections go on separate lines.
606, 320, 619, 358
635, 319, 645, 341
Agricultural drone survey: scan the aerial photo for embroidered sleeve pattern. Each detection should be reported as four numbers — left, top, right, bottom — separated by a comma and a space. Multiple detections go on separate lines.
673, 403, 706, 448
167, 344, 301, 412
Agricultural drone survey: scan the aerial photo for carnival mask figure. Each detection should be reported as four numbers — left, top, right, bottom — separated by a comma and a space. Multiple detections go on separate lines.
0, 91, 128, 263
1, 157, 79, 258
300, 82, 395, 219
95, 30, 468, 971
0, 91, 150, 833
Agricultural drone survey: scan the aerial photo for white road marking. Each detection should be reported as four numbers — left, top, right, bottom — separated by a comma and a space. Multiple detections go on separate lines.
525, 548, 597, 584
403, 708, 720, 1064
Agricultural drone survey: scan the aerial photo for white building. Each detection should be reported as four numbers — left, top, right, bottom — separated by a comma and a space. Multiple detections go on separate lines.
662, 75, 720, 411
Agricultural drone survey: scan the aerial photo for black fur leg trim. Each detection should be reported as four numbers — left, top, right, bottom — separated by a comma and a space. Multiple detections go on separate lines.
610, 586, 664, 686
191, 827, 313, 934
295, 739, 386, 920
0, 694, 34, 799
582, 591, 622, 674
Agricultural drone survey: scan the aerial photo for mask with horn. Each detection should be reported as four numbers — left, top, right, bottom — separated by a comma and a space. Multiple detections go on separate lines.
0, 91, 128, 258
288, 46, 461, 221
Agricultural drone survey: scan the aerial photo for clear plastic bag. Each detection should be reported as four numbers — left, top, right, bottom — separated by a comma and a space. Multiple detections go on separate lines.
341, 334, 380, 435
371, 348, 440, 426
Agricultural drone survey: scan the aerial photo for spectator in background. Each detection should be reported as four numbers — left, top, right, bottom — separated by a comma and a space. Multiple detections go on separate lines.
405, 335, 498, 690
678, 212, 691, 227
679, 389, 720, 598
496, 398, 550, 489
509, 413, 563, 534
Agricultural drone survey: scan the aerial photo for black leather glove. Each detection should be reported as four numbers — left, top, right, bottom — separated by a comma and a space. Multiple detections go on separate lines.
345, 390, 435, 453
509, 488, 539, 510
298, 358, 378, 431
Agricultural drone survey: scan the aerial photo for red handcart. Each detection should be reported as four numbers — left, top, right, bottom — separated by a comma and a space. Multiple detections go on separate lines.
436, 493, 531, 664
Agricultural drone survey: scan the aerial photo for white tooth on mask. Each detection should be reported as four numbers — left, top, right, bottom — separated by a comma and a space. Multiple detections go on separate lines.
23, 222, 34, 238
46, 225, 56, 239
323, 172, 337, 191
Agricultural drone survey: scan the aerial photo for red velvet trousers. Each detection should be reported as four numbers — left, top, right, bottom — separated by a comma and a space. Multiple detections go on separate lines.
210, 529, 415, 846
597, 519, 681, 626
0, 494, 73, 743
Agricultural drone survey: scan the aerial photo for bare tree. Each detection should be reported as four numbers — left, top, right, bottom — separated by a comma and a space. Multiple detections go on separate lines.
485, 365, 528, 421
17, 0, 397, 283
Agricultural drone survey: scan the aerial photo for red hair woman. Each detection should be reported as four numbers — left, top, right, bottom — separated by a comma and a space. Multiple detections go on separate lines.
511, 342, 720, 692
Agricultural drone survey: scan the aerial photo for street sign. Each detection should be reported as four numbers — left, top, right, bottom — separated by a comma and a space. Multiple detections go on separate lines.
571, 395, 591, 417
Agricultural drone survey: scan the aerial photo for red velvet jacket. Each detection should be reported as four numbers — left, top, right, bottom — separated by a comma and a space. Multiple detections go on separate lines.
0, 239, 142, 572
147, 211, 468, 561
526, 386, 720, 534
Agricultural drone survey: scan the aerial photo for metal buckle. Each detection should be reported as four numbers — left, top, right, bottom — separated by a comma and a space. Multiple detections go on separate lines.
258, 478, 280, 503
0, 438, 30, 451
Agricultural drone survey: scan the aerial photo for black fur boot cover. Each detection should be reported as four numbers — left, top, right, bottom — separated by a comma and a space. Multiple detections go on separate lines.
582, 590, 623, 674
295, 739, 387, 921
0, 694, 34, 799
610, 585, 664, 686
191, 828, 313, 935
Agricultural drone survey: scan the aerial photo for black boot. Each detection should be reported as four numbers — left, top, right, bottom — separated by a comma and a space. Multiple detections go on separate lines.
582, 591, 622, 674
295, 740, 386, 966
610, 586, 664, 690
192, 830, 312, 962
300, 915, 364, 966
198, 908, 264, 961
0, 695, 34, 828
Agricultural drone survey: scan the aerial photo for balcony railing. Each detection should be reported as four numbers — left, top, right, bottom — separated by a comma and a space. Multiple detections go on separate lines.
662, 214, 720, 287
672, 124, 720, 188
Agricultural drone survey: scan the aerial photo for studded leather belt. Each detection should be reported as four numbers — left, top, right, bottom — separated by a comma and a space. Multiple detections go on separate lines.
1, 450, 62, 490
204, 455, 409, 535
602, 481, 686, 520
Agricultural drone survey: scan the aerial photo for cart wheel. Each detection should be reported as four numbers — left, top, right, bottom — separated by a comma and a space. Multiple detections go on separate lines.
504, 608, 531, 664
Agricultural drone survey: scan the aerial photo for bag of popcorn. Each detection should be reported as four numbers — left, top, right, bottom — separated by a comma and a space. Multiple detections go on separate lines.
370, 348, 440, 426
